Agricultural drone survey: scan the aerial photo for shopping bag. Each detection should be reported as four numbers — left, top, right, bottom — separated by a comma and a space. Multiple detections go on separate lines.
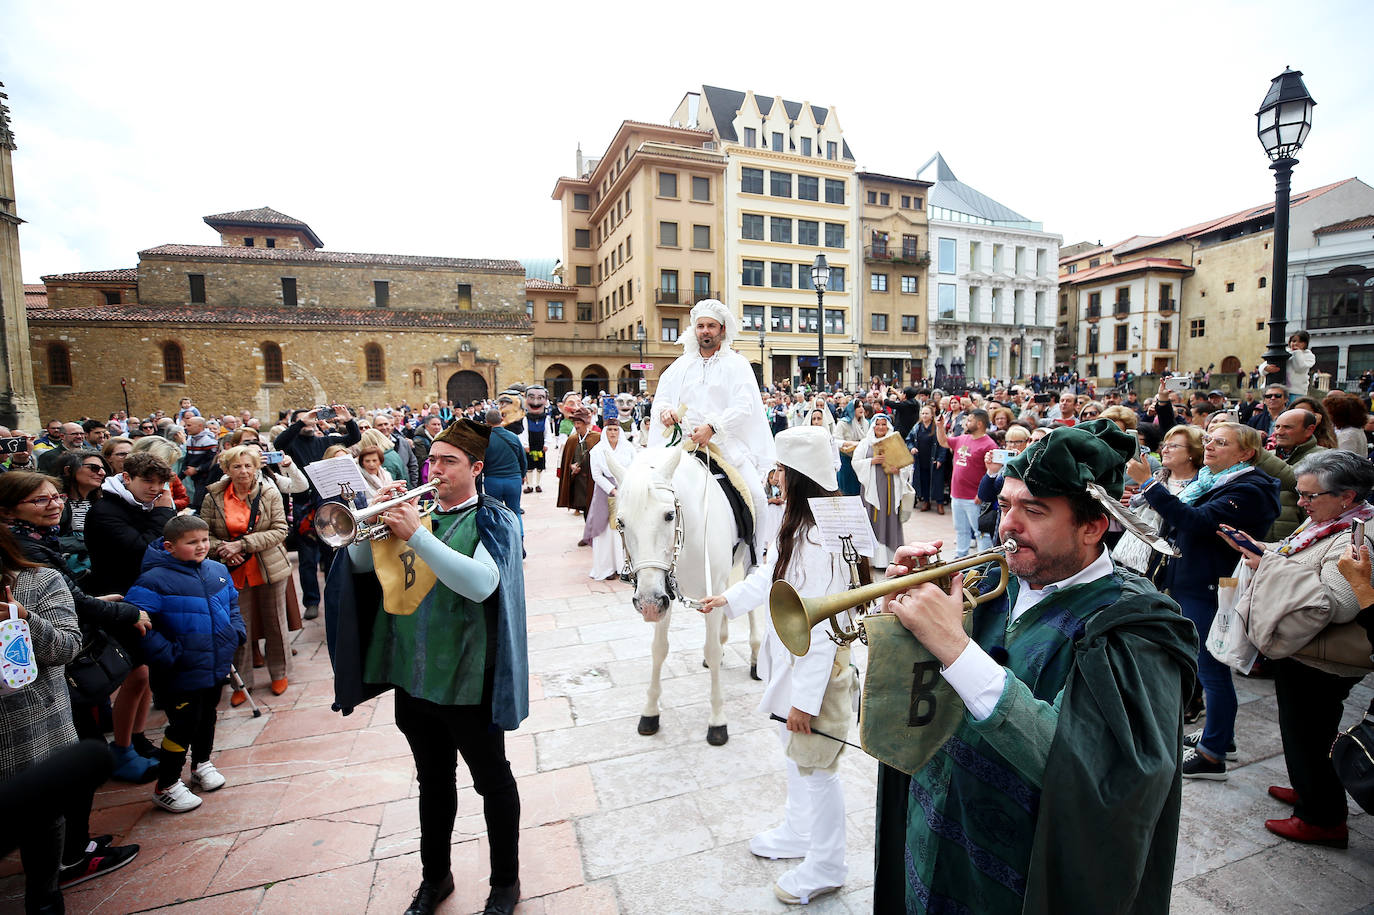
0, 603, 38, 694
1206, 561, 1257, 674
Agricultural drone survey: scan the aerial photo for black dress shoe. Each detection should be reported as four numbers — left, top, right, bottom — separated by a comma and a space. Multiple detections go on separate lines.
482, 880, 520, 915
403, 872, 454, 915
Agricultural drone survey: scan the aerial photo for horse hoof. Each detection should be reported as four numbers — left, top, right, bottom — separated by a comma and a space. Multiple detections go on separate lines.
707, 725, 729, 746
750, 663, 761, 681
637, 715, 660, 736
702, 659, 710, 669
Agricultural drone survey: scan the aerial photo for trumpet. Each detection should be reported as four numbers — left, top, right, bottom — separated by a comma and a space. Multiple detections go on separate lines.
770, 540, 1018, 656
313, 482, 439, 548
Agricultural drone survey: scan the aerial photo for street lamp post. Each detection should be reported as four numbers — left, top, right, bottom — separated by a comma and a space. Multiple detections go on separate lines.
636, 324, 647, 393
1017, 323, 1026, 382
758, 327, 767, 391
811, 253, 830, 392
1256, 67, 1316, 388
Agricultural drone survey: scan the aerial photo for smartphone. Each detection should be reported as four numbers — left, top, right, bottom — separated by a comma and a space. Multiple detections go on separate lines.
1163, 374, 1191, 393
0, 437, 26, 454
315, 405, 337, 421
1221, 525, 1267, 554
262, 450, 285, 465
1353, 520, 1367, 548
1033, 393, 1053, 404
989, 449, 1018, 464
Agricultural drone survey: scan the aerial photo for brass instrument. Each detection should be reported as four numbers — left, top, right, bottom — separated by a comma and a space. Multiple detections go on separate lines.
313, 482, 439, 548
770, 540, 1018, 657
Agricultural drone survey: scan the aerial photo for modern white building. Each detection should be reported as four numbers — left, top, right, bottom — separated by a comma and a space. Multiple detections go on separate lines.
919, 154, 1060, 386
1287, 214, 1374, 387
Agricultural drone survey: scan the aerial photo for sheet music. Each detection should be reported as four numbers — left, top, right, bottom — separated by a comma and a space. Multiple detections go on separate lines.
808, 496, 877, 557
304, 454, 368, 499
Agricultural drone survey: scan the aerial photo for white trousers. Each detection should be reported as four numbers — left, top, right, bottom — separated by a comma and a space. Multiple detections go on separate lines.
773, 724, 847, 898
589, 525, 622, 580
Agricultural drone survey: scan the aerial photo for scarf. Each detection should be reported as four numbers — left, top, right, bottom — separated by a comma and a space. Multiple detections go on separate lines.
1277, 501, 1374, 556
1177, 462, 1249, 505
8, 519, 59, 547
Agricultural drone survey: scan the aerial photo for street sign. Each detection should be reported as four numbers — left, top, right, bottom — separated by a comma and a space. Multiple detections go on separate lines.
639, 377, 647, 392
631, 363, 654, 371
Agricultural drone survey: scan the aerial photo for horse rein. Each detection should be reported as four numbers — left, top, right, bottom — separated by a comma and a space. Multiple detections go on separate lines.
617, 486, 706, 611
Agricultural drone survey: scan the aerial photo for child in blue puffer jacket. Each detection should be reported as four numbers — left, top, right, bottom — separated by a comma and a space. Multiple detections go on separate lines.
127, 515, 245, 814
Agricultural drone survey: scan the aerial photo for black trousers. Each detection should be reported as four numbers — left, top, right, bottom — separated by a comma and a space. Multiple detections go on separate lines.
157, 685, 224, 790
0, 740, 112, 912
1274, 658, 1362, 827
393, 689, 520, 886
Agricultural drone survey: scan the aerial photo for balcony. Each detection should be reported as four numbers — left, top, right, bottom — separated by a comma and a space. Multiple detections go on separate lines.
1114, 301, 1131, 317
864, 245, 930, 267
656, 288, 721, 306
1086, 303, 1102, 321
1158, 298, 1177, 313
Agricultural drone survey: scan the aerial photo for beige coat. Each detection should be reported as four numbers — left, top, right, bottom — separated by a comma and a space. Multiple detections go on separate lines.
1238, 527, 1372, 676
202, 477, 291, 585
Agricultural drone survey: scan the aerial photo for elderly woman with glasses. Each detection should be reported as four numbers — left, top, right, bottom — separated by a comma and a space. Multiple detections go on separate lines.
1127, 422, 1282, 781
1218, 450, 1374, 848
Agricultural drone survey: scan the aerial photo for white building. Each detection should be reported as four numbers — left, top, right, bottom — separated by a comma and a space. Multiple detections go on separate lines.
1287, 214, 1374, 387
919, 154, 1060, 386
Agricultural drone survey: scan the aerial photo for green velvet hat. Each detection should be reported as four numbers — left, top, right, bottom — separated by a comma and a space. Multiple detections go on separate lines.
434, 417, 490, 461
1002, 419, 1137, 500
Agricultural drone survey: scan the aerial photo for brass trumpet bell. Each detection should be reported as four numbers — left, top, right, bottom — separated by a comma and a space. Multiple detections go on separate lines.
770, 541, 1018, 656
313, 482, 439, 548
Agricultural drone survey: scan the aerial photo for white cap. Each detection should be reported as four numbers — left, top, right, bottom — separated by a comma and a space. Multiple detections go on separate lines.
682, 299, 738, 353
775, 426, 838, 491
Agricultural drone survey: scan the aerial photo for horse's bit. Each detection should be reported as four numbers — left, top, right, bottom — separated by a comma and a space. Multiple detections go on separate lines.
617, 487, 705, 610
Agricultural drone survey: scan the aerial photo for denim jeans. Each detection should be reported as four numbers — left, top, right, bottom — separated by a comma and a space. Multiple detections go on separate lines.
483, 475, 523, 537
951, 497, 990, 558
1178, 594, 1236, 761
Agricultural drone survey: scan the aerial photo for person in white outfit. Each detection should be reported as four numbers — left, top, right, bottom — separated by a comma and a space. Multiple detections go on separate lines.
586, 424, 636, 580
1262, 329, 1316, 399
700, 425, 857, 906
648, 299, 776, 568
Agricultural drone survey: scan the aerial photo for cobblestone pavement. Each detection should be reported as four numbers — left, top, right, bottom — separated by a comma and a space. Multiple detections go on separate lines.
4, 484, 1372, 913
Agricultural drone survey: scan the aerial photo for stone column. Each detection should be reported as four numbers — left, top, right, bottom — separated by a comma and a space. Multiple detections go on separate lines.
0, 83, 39, 430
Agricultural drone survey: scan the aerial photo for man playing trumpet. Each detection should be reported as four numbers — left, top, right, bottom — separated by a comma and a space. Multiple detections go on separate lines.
325, 418, 528, 915
874, 422, 1198, 914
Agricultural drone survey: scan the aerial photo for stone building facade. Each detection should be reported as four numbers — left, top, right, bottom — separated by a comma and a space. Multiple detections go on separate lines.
856, 171, 933, 385
31, 208, 533, 421
0, 82, 40, 429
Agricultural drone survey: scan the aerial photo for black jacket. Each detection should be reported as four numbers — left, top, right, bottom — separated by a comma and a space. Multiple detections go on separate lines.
85, 495, 177, 595
10, 527, 141, 635
273, 418, 362, 505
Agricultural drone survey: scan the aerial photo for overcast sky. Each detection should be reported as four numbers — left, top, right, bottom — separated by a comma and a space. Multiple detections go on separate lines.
4, 0, 1370, 283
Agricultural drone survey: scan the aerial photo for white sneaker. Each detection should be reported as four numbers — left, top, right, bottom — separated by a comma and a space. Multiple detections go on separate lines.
190, 761, 226, 792
153, 779, 203, 813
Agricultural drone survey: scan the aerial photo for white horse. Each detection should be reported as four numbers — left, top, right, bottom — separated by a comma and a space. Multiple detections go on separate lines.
608, 445, 753, 745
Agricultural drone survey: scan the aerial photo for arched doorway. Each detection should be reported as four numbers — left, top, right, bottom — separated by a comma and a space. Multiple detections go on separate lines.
544, 364, 573, 400
1220, 355, 1241, 374
446, 370, 488, 407
581, 364, 610, 399
616, 364, 636, 393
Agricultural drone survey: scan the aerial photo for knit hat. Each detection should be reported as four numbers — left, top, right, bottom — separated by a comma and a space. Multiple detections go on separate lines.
433, 417, 490, 461
775, 426, 838, 492
1003, 419, 1135, 500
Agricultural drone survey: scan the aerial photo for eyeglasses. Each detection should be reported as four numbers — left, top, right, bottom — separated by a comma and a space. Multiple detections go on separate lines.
18, 493, 67, 508
1080, 410, 1100, 418
1202, 436, 1232, 448
1160, 442, 1186, 451
81, 463, 107, 474
1296, 490, 1334, 502
1263, 393, 1286, 399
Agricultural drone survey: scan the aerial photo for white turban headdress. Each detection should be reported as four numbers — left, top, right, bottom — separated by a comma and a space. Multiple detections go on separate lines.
682, 299, 738, 354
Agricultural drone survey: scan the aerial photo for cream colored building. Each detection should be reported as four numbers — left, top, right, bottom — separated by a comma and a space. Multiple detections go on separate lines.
550, 121, 727, 394
669, 87, 859, 389
856, 171, 932, 384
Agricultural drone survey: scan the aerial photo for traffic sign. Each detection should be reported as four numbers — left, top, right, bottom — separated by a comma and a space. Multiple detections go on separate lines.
631, 363, 654, 371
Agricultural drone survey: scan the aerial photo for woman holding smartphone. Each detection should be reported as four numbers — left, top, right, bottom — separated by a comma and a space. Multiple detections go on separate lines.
1219, 450, 1374, 848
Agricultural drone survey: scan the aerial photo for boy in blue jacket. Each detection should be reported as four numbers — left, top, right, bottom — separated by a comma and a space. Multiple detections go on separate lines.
127, 515, 245, 813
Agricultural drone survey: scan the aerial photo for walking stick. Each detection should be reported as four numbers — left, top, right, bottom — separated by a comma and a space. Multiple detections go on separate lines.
120, 378, 132, 423
228, 664, 262, 718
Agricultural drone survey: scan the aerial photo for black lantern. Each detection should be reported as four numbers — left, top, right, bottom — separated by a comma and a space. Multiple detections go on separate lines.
811, 254, 830, 391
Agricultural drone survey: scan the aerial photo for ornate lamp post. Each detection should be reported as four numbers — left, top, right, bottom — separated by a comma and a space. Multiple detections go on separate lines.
636, 324, 647, 393
811, 253, 830, 391
757, 326, 767, 391
1256, 67, 1316, 386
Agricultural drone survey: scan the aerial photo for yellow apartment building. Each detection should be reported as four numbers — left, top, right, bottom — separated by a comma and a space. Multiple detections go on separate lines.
856, 171, 933, 385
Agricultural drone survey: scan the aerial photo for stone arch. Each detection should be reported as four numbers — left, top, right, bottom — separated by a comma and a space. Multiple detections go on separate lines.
544, 364, 573, 400
446, 370, 488, 406
581, 363, 610, 399
1220, 355, 1241, 374
162, 341, 186, 384
616, 364, 636, 393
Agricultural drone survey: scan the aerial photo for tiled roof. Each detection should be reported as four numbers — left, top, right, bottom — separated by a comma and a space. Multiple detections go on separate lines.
918, 153, 1030, 224
203, 207, 324, 248
39, 267, 138, 283
28, 304, 533, 332
1061, 257, 1192, 285
23, 284, 46, 309
139, 244, 525, 274
525, 278, 576, 293
1314, 214, 1374, 235
699, 86, 856, 160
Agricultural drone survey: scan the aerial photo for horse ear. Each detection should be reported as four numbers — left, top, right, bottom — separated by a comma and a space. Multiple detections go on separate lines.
655, 446, 684, 480
606, 452, 626, 485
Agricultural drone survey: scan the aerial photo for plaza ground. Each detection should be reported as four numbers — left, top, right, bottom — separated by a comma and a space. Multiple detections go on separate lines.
3, 486, 1373, 913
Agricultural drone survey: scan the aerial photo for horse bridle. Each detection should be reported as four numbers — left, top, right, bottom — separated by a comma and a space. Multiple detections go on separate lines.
616, 487, 704, 610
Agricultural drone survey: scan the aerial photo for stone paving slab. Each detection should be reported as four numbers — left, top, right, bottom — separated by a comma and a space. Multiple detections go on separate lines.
6, 483, 1374, 912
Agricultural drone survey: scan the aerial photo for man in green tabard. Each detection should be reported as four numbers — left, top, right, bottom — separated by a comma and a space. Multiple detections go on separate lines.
324, 418, 528, 915
876, 421, 1198, 914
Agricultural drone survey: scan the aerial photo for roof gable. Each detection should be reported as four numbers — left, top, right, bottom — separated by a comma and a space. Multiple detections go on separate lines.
203, 207, 324, 248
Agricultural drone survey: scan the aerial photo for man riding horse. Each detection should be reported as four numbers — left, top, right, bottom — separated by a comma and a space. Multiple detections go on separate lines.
648, 299, 776, 568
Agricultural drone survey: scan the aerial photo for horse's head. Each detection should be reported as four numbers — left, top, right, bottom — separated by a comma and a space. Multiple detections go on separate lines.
616, 447, 684, 622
